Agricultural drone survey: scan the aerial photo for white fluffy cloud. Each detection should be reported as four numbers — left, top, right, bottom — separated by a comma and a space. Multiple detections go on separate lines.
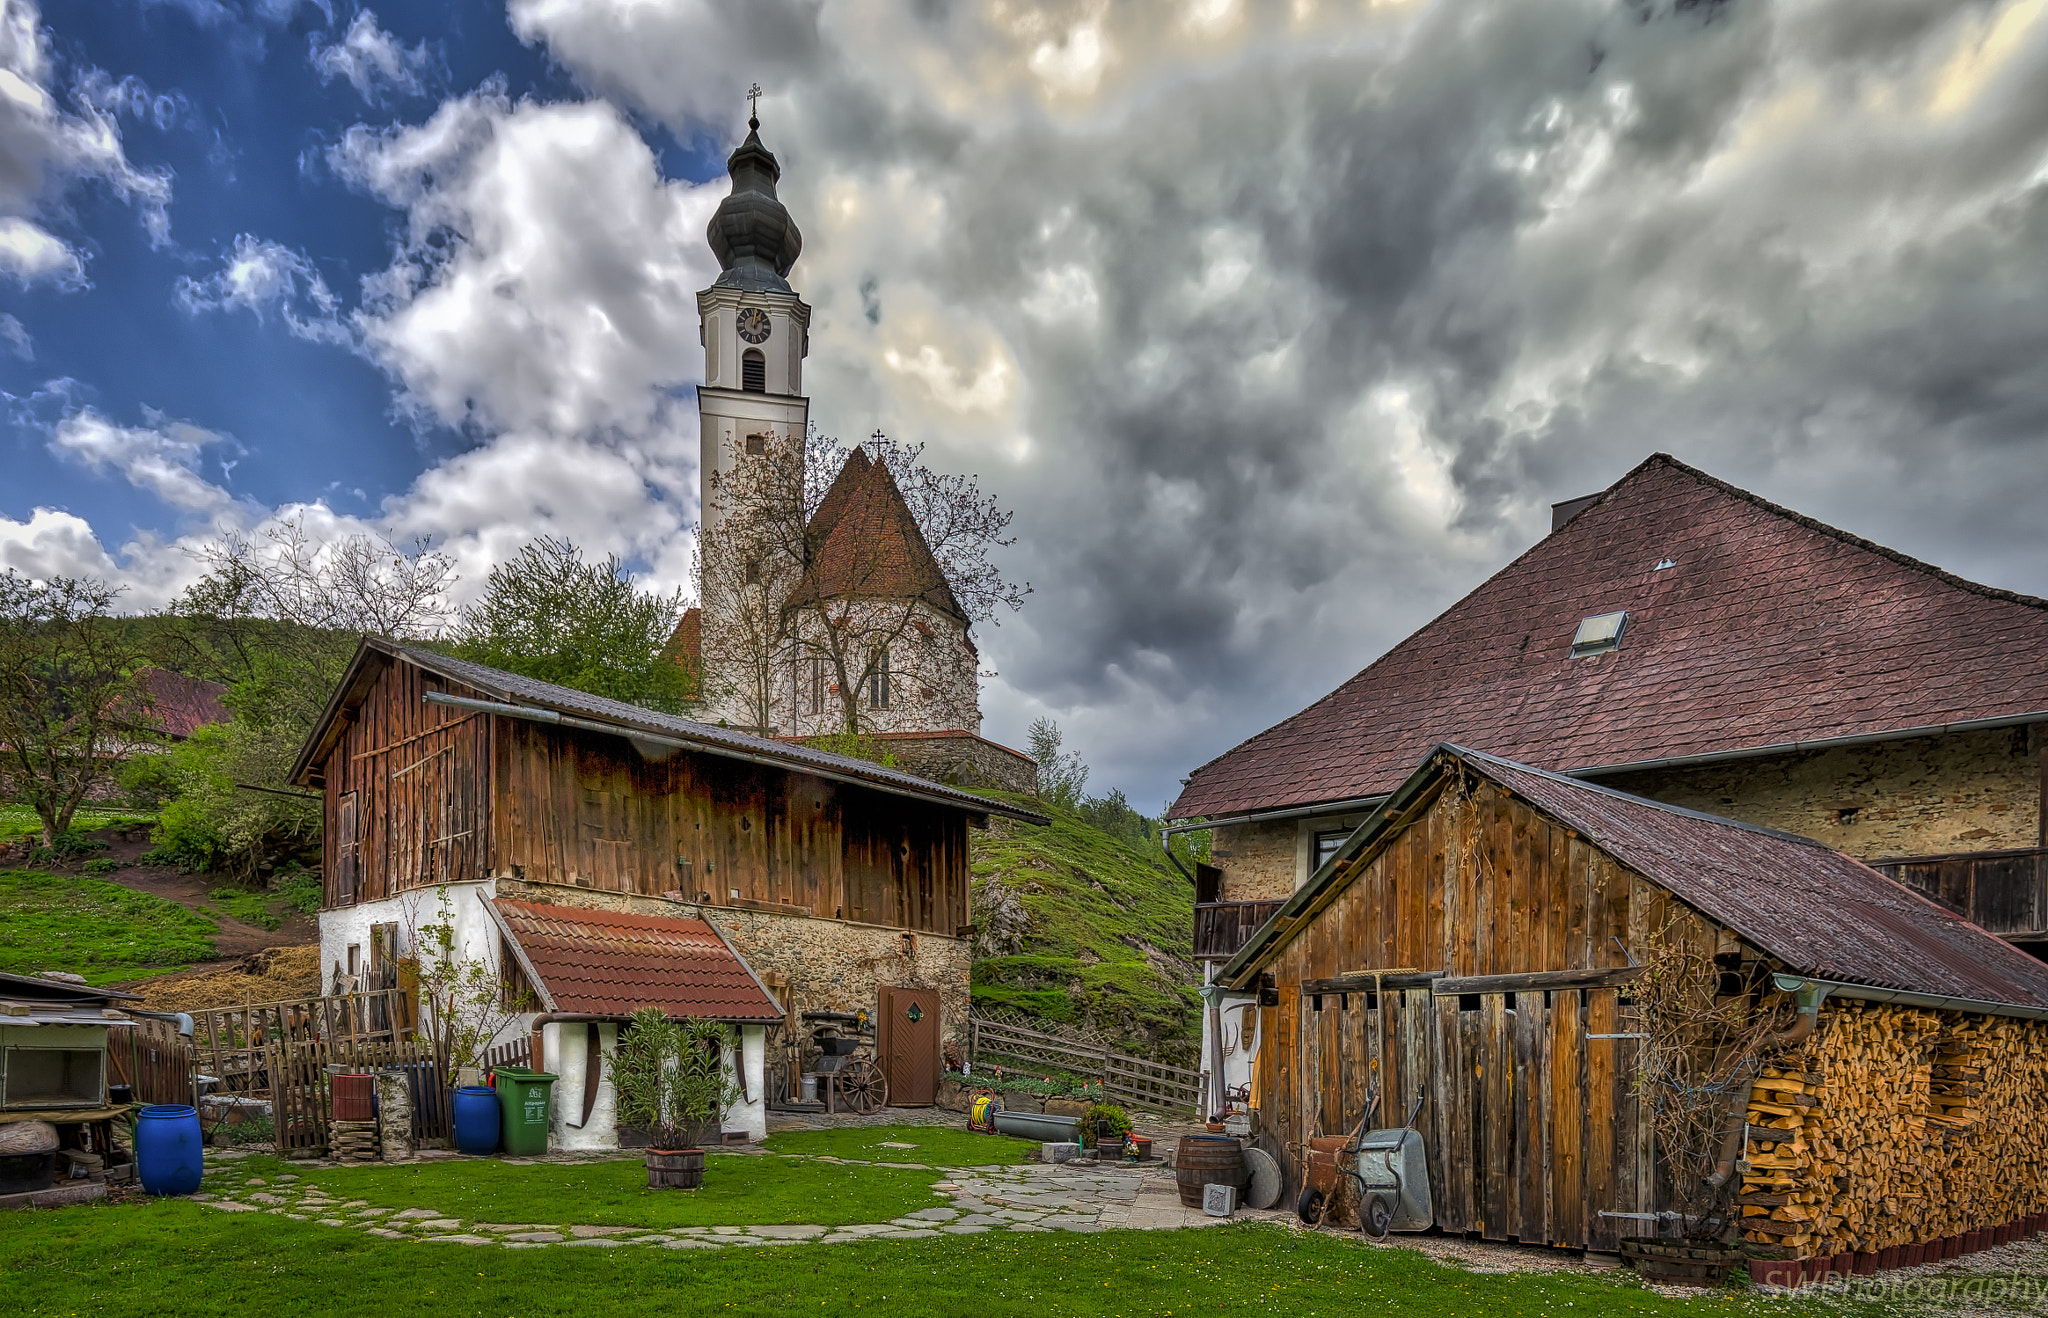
0, 0, 170, 285
50, 408, 243, 518
175, 233, 353, 344
310, 9, 433, 103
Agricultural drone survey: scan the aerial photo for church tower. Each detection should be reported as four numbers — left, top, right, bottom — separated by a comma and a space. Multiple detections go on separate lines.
697, 107, 810, 533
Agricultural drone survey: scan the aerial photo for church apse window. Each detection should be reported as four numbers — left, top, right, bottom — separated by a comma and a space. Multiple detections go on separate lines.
741, 348, 766, 393
868, 647, 891, 711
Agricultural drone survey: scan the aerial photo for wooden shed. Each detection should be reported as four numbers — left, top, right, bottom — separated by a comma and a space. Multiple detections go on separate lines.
1221, 744, 2048, 1257
289, 639, 1044, 1132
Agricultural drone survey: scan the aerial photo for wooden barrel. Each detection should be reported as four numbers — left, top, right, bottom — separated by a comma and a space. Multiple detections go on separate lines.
1174, 1136, 1247, 1208
646, 1150, 705, 1190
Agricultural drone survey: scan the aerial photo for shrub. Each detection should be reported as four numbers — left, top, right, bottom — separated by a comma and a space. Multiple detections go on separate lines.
81, 858, 122, 874
274, 868, 321, 915
1081, 1101, 1131, 1142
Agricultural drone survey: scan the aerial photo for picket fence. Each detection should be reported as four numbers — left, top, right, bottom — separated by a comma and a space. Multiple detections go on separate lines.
965, 1015, 1201, 1115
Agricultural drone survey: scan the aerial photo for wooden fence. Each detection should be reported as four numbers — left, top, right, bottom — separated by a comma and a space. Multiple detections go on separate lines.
108, 1016, 194, 1105
967, 1015, 1202, 1115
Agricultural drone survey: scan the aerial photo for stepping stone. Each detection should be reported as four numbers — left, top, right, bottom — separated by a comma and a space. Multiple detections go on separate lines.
390, 1209, 445, 1221
941, 1224, 990, 1234
878, 1142, 918, 1149
749, 1225, 826, 1239
503, 1232, 564, 1243
988, 1210, 1044, 1222
191, 1193, 217, 1202
203, 1202, 258, 1213
367, 1228, 407, 1239
876, 1229, 940, 1239
247, 1193, 285, 1205
412, 1219, 463, 1231
952, 1214, 1002, 1227
875, 1162, 930, 1170
356, 1208, 393, 1217
1006, 1224, 1052, 1232
276, 1175, 300, 1182
285, 1214, 309, 1221
709, 1226, 747, 1236
564, 1239, 623, 1249
903, 1207, 959, 1221
319, 1219, 348, 1227
569, 1225, 637, 1238
339, 1200, 368, 1209
503, 1242, 551, 1250
1050, 1221, 1104, 1232
476, 1224, 552, 1233
245, 1178, 267, 1186
424, 1235, 493, 1245
661, 1239, 722, 1250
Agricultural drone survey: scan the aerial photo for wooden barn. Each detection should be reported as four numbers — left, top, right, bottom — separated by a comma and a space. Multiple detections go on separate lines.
290, 638, 1043, 1142
1221, 744, 2048, 1261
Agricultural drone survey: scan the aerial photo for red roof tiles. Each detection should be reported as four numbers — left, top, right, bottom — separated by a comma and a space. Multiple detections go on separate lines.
789, 450, 965, 621
1173, 455, 2048, 819
123, 667, 228, 740
490, 899, 783, 1021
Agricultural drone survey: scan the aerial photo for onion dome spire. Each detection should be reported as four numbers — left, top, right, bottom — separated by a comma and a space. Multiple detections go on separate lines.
706, 87, 803, 293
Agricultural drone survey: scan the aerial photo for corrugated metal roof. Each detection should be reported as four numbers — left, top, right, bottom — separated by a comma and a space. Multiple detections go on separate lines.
491, 899, 783, 1021
292, 637, 1045, 823
1230, 744, 2048, 1012
1173, 454, 2048, 818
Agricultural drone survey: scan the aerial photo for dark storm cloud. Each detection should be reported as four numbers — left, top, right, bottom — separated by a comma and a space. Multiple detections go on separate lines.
517, 0, 2048, 805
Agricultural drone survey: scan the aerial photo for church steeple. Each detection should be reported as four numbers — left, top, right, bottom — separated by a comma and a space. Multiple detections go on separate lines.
705, 100, 803, 293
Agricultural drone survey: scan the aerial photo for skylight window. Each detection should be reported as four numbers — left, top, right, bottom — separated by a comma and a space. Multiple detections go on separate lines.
1571, 610, 1628, 657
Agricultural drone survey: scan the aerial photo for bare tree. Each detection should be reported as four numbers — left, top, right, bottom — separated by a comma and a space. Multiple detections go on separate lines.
0, 573, 147, 845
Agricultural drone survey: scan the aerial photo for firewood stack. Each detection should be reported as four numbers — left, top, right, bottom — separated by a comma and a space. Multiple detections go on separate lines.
1736, 1002, 2048, 1258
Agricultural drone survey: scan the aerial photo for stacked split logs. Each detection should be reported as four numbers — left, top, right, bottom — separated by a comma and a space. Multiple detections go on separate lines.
1736, 1002, 2048, 1258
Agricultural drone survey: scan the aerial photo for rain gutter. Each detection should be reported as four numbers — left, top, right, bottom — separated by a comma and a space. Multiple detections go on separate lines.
1769, 973, 2048, 1022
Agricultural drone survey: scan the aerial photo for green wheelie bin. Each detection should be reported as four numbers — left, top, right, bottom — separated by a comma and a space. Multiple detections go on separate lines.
492, 1066, 558, 1156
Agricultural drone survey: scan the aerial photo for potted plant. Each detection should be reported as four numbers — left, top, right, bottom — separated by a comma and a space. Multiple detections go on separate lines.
1081, 1102, 1131, 1157
611, 1008, 742, 1189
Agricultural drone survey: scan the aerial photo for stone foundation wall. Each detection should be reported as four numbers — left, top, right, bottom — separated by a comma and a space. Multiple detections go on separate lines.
494, 879, 972, 1049
1603, 726, 2044, 860
1208, 818, 1297, 903
871, 733, 1038, 796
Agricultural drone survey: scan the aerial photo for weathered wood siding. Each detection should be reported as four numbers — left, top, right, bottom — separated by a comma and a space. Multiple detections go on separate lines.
314, 652, 970, 935
490, 718, 968, 933
319, 656, 493, 907
1250, 774, 1718, 1247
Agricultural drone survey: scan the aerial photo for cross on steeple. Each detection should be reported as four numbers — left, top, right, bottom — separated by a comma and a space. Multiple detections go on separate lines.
871, 429, 886, 443
747, 82, 762, 130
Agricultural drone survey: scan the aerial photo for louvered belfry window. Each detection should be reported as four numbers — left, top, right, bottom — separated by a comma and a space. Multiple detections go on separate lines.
741, 348, 766, 393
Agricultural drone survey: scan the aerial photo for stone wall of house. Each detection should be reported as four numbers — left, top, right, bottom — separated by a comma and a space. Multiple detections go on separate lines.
493, 878, 972, 1049
1604, 725, 2044, 860
878, 734, 1037, 795
1209, 818, 1300, 903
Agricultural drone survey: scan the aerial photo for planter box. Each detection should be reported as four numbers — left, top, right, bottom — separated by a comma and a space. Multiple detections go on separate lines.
1854, 1252, 1879, 1276
1042, 1098, 1092, 1118
1746, 1258, 1803, 1288
992, 1110, 1078, 1143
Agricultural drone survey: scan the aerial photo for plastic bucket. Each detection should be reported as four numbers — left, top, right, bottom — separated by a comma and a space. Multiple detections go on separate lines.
136, 1104, 204, 1196
451, 1085, 502, 1155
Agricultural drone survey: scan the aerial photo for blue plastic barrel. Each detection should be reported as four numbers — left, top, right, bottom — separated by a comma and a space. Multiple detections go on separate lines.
451, 1085, 501, 1155
136, 1104, 204, 1196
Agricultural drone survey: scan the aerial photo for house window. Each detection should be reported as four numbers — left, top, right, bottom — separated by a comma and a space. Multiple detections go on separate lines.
743, 558, 761, 585
745, 432, 767, 456
1571, 610, 1628, 657
811, 657, 827, 715
868, 648, 891, 710
335, 790, 358, 904
1313, 830, 1350, 873
742, 349, 766, 393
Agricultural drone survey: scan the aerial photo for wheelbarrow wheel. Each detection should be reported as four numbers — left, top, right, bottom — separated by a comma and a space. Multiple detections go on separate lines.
838, 1058, 888, 1115
1296, 1185, 1325, 1225
1362, 1191, 1396, 1238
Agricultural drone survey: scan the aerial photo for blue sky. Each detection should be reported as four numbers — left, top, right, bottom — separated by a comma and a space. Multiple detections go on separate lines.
8, 0, 2048, 809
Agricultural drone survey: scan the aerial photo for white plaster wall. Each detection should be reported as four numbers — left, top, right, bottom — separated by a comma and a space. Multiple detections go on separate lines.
542, 1020, 767, 1149
730, 1025, 767, 1142
1198, 993, 1262, 1096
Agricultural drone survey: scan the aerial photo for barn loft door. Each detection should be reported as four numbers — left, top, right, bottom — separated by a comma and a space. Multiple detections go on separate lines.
878, 985, 940, 1106
1425, 985, 1647, 1249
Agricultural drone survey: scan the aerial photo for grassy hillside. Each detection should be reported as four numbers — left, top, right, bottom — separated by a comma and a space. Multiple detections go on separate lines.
967, 791, 1201, 1063
0, 869, 218, 982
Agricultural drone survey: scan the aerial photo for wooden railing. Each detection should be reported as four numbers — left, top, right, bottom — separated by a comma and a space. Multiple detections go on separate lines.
1194, 899, 1283, 961
966, 1015, 1201, 1115
108, 1016, 193, 1106
1871, 847, 2048, 939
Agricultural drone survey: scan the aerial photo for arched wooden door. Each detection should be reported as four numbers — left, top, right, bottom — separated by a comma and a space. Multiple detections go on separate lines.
879, 986, 940, 1106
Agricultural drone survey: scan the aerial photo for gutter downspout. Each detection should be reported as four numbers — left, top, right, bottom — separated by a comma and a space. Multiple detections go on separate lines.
1707, 981, 1828, 1189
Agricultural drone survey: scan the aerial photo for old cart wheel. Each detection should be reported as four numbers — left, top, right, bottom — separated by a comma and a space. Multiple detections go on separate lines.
1363, 1191, 1396, 1238
838, 1059, 888, 1115
1296, 1185, 1325, 1225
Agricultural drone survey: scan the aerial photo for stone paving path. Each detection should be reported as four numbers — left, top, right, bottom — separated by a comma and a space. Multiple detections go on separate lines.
190, 1146, 1293, 1249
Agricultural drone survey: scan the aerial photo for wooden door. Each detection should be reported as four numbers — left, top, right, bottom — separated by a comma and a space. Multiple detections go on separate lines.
1423, 985, 1647, 1248
878, 985, 940, 1106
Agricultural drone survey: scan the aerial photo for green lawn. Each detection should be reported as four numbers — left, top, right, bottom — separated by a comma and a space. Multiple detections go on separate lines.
207, 885, 286, 931
0, 803, 155, 842
270, 1151, 949, 1228
0, 1199, 1891, 1318
0, 867, 216, 981
763, 1124, 1036, 1166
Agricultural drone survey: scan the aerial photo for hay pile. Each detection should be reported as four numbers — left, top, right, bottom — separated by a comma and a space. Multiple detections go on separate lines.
129, 945, 322, 1011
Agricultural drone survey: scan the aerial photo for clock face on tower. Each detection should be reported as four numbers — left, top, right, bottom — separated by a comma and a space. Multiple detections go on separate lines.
736, 307, 772, 344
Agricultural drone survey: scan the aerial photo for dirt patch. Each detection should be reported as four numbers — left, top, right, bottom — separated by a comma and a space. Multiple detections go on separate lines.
78, 825, 319, 961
